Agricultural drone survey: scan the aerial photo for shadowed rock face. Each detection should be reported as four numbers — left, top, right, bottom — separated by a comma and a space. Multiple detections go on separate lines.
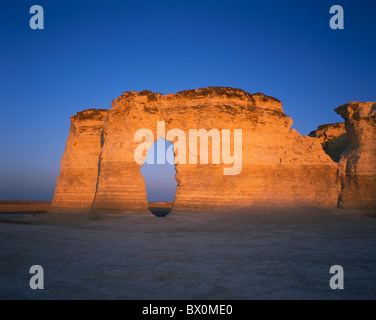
50, 87, 345, 217
335, 102, 376, 210
309, 122, 348, 162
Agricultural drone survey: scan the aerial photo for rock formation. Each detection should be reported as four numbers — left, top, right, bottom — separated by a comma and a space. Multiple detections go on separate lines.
50, 87, 344, 217
49, 109, 108, 213
335, 102, 376, 210
309, 122, 348, 162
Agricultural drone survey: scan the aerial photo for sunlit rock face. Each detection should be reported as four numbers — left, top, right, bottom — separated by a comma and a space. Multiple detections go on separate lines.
50, 87, 344, 217
335, 102, 376, 210
49, 109, 108, 214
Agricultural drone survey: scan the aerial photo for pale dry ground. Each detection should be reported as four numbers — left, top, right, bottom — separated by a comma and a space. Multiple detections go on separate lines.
0, 207, 375, 300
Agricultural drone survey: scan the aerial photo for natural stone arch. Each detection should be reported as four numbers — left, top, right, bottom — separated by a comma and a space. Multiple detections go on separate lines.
50, 87, 349, 218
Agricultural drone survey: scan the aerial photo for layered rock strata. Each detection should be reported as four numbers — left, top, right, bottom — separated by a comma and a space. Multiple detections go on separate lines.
49, 109, 108, 214
309, 122, 348, 162
335, 102, 376, 210
50, 87, 341, 217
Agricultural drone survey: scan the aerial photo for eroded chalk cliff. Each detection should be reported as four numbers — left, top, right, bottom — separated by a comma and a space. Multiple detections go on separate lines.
91, 88, 340, 217
50, 87, 341, 217
49, 109, 108, 214
309, 122, 348, 162
50, 87, 375, 217
335, 102, 376, 210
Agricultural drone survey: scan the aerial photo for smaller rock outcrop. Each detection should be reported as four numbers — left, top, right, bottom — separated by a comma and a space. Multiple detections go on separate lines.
335, 102, 376, 211
309, 122, 348, 162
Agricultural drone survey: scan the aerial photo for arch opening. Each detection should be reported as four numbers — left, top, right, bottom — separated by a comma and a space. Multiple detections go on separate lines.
139, 138, 177, 217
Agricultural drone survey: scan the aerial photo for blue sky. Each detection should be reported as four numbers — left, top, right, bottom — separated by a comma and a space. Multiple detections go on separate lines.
140, 139, 177, 202
0, 0, 375, 201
